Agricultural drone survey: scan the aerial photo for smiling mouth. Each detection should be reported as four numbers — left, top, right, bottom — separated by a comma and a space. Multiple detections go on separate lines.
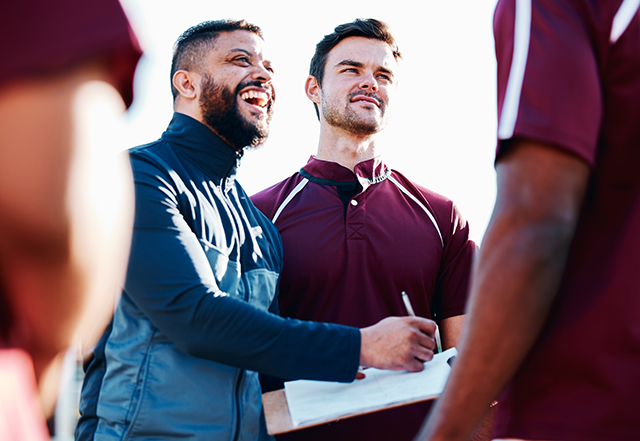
350, 95, 380, 107
240, 90, 270, 108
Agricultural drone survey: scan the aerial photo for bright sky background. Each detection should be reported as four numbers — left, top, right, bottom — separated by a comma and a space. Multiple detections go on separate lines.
119, 0, 500, 243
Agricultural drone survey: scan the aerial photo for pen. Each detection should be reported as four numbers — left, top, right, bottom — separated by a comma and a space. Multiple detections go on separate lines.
401, 291, 416, 316
401, 291, 442, 353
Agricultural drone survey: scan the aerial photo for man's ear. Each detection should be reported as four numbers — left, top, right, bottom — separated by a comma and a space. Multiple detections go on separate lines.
173, 70, 199, 101
305, 75, 321, 104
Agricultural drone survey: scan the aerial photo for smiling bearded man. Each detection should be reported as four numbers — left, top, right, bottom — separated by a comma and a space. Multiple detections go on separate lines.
200, 74, 274, 149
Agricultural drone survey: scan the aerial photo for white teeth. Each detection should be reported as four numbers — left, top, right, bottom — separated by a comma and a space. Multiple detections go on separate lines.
240, 90, 269, 106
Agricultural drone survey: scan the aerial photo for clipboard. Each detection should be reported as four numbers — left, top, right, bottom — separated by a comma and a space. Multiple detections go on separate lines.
262, 348, 456, 435
262, 386, 439, 435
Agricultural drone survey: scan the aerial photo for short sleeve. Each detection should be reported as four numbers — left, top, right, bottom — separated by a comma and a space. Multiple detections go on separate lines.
494, 0, 602, 165
433, 203, 477, 320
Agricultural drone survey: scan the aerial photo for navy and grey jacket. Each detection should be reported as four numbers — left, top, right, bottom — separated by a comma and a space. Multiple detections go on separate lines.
76, 113, 360, 441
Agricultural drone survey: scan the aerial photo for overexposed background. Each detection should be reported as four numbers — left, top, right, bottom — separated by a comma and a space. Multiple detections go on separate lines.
119, 0, 500, 243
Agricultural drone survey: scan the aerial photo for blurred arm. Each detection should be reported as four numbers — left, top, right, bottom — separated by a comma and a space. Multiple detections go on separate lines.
415, 140, 590, 441
440, 314, 493, 441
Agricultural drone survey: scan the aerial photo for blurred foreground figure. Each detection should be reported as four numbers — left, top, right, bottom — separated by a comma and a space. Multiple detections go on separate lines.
416, 1, 640, 440
0, 0, 141, 434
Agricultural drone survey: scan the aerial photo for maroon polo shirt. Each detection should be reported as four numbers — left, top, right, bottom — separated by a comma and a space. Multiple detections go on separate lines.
252, 156, 475, 441
0, 0, 141, 107
494, 0, 640, 439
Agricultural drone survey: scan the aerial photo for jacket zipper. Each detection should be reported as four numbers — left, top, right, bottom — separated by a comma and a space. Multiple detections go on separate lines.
221, 150, 243, 191
229, 148, 247, 441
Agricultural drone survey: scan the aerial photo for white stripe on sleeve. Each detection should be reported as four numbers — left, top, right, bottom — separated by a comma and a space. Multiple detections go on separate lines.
388, 176, 443, 248
610, 0, 640, 43
497, 0, 532, 140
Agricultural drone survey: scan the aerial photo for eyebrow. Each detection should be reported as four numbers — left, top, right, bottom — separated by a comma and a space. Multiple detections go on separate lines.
228, 48, 252, 56
335, 60, 394, 76
335, 60, 364, 69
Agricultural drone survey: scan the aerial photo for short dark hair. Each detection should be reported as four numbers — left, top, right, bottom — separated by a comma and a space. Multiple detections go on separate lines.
170, 19, 263, 101
308, 18, 401, 118
310, 19, 401, 85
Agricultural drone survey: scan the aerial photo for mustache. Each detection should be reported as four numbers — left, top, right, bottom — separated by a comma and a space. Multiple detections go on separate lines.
348, 90, 382, 107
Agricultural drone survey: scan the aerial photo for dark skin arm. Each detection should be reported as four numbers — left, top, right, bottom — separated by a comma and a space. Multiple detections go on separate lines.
414, 139, 590, 441
439, 315, 493, 441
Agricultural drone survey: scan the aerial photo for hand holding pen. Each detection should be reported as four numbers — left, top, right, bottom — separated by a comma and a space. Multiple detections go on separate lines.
359, 301, 438, 373
402, 291, 442, 353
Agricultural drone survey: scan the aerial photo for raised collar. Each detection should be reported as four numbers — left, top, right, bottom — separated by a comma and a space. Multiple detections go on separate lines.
300, 156, 390, 187
161, 112, 241, 179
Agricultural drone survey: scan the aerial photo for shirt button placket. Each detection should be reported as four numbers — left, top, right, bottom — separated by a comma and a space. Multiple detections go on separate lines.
346, 197, 364, 240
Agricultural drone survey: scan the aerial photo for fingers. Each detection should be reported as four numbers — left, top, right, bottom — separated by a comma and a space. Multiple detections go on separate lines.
409, 316, 437, 337
414, 320, 437, 346
404, 357, 428, 373
359, 316, 438, 372
402, 316, 437, 364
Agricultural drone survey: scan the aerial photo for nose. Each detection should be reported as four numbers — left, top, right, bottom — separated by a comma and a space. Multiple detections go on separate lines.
360, 72, 378, 92
252, 63, 273, 83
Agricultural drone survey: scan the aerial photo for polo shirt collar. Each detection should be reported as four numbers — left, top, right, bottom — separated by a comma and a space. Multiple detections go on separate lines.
301, 156, 390, 186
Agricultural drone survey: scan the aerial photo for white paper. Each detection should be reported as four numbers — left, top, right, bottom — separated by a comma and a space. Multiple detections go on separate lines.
284, 347, 457, 427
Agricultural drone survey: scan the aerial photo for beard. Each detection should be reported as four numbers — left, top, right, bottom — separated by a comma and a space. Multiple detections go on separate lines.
321, 90, 387, 136
199, 75, 274, 151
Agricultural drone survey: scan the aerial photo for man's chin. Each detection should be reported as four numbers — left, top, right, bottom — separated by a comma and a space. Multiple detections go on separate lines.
240, 115, 271, 142
240, 108, 270, 125
347, 119, 383, 136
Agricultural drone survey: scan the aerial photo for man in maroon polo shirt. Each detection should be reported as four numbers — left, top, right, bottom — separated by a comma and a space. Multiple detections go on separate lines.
417, 1, 640, 440
252, 19, 479, 441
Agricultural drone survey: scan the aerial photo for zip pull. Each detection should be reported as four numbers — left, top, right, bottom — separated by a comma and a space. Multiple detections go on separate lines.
235, 149, 244, 167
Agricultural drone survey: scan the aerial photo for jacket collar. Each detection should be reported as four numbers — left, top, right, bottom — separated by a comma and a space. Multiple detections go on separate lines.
162, 112, 241, 179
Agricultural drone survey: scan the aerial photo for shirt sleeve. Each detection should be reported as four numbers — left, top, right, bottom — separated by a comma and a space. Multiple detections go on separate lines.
433, 202, 477, 321
494, 0, 601, 164
123, 153, 360, 383
398, 174, 476, 321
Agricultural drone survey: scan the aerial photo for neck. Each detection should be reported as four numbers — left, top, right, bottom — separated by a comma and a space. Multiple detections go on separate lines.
315, 125, 379, 172
174, 97, 201, 124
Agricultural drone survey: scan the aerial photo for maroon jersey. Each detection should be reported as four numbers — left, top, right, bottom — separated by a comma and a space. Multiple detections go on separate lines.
0, 0, 141, 107
494, 0, 640, 439
252, 156, 475, 441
